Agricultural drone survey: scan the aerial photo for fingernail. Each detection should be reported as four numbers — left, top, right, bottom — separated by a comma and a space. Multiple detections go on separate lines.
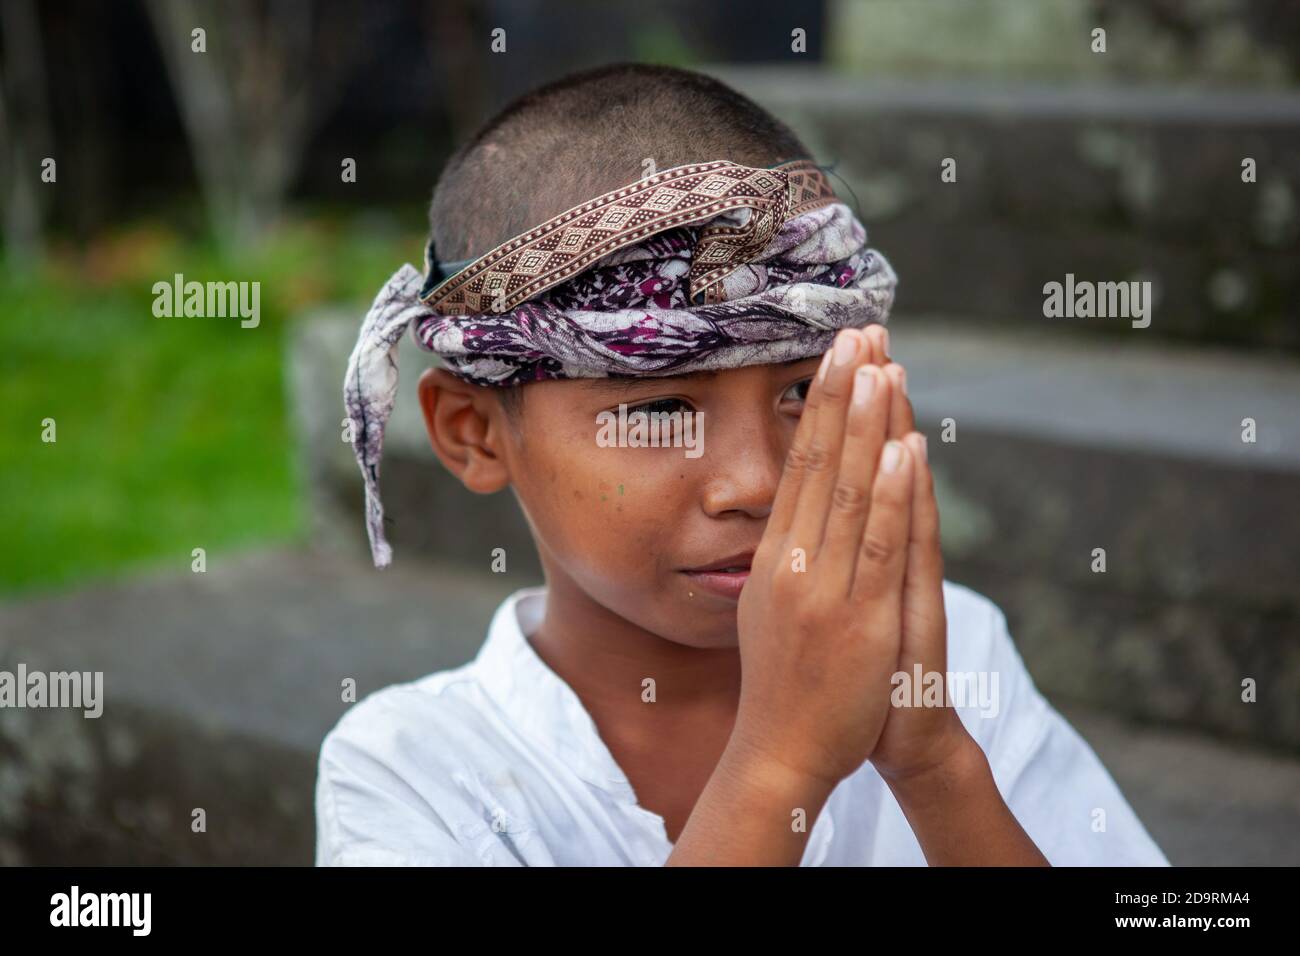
917, 434, 928, 462
817, 349, 833, 383
898, 366, 908, 395
852, 366, 876, 406
833, 330, 859, 365
881, 440, 903, 474
881, 327, 891, 359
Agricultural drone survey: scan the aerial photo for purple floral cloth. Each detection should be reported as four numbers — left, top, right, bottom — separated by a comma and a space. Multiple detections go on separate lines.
343, 201, 896, 567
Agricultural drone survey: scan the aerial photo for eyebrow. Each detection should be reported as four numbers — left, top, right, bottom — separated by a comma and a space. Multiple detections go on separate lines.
575, 356, 816, 392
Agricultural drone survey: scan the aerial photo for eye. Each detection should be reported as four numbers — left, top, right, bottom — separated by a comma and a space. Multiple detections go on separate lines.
780, 377, 813, 408
626, 397, 694, 417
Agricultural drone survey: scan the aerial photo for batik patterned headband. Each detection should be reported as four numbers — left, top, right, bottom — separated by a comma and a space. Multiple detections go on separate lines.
344, 159, 897, 567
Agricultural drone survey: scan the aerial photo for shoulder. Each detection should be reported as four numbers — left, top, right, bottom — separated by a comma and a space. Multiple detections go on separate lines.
941, 579, 1022, 675
323, 664, 486, 760
938, 583, 1168, 864
939, 580, 1053, 772
314, 664, 511, 866
941, 578, 1005, 623
317, 660, 523, 802
315, 586, 553, 865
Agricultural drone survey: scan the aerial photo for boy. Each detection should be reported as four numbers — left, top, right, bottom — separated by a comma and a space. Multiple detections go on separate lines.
318, 63, 1168, 866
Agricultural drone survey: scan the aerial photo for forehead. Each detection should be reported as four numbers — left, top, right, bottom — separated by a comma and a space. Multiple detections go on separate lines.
570, 355, 821, 396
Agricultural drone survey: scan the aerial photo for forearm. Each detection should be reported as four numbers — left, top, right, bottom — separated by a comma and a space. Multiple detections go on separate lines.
666, 735, 837, 866
882, 732, 1050, 866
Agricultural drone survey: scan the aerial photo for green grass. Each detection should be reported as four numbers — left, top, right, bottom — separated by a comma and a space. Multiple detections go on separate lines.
0, 216, 426, 596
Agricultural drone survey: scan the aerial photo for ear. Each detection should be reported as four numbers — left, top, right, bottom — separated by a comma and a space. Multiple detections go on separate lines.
416, 367, 512, 494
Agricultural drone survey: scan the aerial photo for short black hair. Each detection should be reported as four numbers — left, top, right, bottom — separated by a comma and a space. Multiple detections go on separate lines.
495, 383, 525, 424
436, 63, 812, 422
429, 62, 811, 263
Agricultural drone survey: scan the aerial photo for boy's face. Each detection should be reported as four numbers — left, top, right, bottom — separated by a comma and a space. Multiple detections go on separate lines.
419, 356, 823, 649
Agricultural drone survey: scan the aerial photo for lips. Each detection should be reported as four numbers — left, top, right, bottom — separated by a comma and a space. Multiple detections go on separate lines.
681, 550, 754, 600
683, 550, 754, 573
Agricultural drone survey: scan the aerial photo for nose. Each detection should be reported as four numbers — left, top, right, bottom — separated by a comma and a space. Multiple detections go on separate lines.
699, 414, 787, 520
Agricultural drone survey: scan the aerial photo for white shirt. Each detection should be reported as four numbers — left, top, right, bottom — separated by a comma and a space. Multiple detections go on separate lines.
315, 581, 1169, 866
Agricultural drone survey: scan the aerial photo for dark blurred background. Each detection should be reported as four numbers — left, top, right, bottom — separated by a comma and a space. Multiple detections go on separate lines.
1, 0, 1297, 865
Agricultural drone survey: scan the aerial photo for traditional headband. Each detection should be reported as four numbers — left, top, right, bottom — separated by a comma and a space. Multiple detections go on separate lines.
419, 159, 837, 313
344, 158, 897, 567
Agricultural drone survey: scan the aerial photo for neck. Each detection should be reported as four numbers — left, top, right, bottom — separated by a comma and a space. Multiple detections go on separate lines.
528, 568, 743, 721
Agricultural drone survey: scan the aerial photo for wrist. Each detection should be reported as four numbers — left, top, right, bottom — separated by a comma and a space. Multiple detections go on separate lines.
875, 728, 1048, 866
878, 726, 987, 801
720, 730, 839, 810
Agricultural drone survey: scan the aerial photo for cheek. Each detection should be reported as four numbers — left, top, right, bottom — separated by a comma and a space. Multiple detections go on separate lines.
515, 440, 689, 573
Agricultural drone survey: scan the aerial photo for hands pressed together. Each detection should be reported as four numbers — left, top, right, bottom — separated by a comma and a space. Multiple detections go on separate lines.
668, 325, 1049, 866
733, 323, 969, 788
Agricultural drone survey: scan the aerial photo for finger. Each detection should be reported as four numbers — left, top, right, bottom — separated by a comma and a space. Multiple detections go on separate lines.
864, 324, 890, 367
884, 362, 914, 440
767, 347, 830, 540
900, 431, 947, 669
860, 331, 877, 367
851, 439, 914, 607
821, 366, 892, 590
788, 329, 871, 555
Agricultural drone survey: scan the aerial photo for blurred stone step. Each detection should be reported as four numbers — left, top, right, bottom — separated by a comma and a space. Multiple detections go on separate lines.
0, 549, 529, 864
897, 319, 1300, 751
1058, 701, 1300, 866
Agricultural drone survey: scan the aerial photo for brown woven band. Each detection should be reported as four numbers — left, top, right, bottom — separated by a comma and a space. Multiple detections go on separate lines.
420, 158, 837, 316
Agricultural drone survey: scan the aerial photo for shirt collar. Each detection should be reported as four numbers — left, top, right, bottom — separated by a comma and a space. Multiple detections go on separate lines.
473, 586, 837, 864
474, 586, 636, 794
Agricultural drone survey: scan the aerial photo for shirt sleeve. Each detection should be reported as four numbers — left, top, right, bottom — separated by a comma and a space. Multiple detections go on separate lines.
314, 702, 509, 867
962, 591, 1170, 866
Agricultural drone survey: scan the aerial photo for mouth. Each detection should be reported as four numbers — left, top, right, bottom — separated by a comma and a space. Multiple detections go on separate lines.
680, 550, 754, 601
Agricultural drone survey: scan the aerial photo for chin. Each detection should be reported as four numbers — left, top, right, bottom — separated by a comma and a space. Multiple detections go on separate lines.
668, 609, 741, 650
